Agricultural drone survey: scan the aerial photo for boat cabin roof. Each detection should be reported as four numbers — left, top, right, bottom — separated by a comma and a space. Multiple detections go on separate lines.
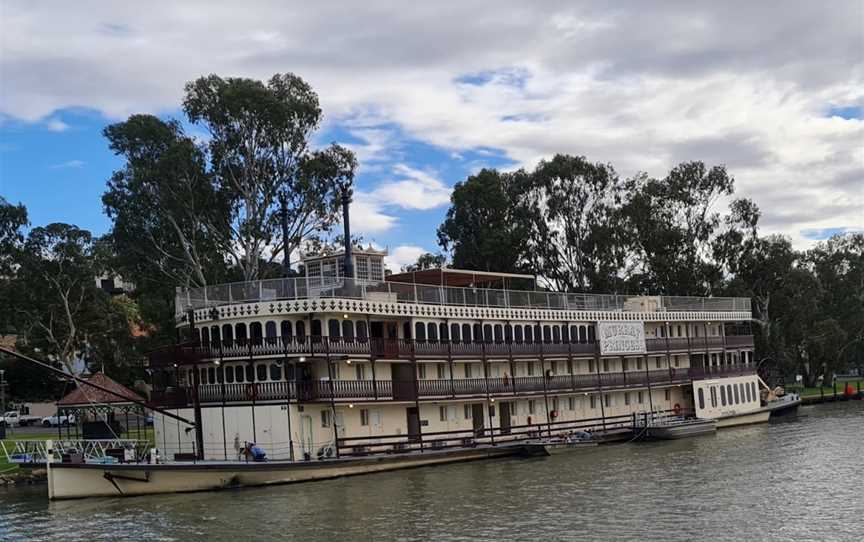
386, 268, 536, 288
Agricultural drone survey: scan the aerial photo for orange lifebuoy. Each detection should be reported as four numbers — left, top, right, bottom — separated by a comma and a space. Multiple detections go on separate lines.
246, 383, 258, 400
673, 403, 682, 415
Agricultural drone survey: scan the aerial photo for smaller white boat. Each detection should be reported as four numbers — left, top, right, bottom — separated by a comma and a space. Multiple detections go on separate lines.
639, 418, 717, 440
525, 432, 598, 455
763, 388, 801, 418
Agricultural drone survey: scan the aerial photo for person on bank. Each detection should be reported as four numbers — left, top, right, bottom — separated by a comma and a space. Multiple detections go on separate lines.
243, 442, 267, 462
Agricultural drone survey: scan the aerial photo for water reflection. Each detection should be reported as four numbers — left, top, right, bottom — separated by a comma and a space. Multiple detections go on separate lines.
2, 402, 862, 541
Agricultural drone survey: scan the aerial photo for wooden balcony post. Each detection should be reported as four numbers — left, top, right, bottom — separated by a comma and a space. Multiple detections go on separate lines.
326, 340, 340, 458
481, 337, 495, 445
644, 354, 654, 412
539, 329, 552, 438
594, 346, 607, 433
568, 342, 576, 392
665, 321, 674, 384
410, 340, 424, 452
448, 338, 456, 399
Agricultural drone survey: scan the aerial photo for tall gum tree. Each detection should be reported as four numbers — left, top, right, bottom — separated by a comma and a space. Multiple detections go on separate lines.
183, 73, 356, 281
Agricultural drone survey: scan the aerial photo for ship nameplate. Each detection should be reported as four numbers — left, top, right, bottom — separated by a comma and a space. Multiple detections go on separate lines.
597, 321, 646, 355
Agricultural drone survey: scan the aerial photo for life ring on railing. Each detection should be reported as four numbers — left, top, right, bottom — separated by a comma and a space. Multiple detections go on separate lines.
246, 383, 258, 400
673, 403, 682, 415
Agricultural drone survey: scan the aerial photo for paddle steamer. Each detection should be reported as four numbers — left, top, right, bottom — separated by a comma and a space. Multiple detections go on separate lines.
44, 242, 760, 498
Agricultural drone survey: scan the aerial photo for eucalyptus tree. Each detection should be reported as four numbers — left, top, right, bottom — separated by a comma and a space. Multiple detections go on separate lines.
437, 168, 535, 273
183, 73, 356, 280
520, 154, 628, 293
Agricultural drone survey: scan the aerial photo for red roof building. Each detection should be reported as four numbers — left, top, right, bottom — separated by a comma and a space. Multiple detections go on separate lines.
56, 373, 145, 407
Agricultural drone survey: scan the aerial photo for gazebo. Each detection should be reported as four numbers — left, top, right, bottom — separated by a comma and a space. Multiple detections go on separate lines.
56, 372, 149, 441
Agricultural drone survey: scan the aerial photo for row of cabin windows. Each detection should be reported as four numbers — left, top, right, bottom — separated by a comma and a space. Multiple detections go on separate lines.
195, 320, 596, 345
408, 322, 596, 343
190, 362, 290, 385
697, 381, 758, 410
655, 324, 723, 338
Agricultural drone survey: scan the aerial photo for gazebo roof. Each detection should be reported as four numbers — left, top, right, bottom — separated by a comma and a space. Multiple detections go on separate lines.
57, 372, 145, 407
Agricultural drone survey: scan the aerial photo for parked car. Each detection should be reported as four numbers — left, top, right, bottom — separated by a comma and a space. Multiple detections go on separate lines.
41, 414, 76, 427
0, 411, 42, 427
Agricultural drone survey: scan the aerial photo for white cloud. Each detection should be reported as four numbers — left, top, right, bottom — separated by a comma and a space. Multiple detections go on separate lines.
384, 245, 427, 272
48, 159, 85, 169
46, 118, 69, 132
1, 1, 862, 248
370, 164, 452, 210
349, 192, 398, 235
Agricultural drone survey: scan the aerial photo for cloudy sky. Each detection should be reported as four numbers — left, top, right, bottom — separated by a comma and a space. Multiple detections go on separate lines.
1, 1, 862, 270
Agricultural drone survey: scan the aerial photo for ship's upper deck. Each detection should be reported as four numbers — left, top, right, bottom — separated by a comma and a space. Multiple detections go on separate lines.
175, 275, 751, 317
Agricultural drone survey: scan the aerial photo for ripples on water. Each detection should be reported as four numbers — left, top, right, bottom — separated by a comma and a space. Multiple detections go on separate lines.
2, 402, 862, 542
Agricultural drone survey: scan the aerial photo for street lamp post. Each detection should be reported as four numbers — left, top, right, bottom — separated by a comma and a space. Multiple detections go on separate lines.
1, 369, 6, 439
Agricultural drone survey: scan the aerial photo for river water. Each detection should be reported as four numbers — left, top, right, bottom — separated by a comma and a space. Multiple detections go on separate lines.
1, 402, 862, 541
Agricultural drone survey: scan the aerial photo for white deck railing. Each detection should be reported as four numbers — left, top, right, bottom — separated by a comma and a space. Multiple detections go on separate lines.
176, 277, 751, 315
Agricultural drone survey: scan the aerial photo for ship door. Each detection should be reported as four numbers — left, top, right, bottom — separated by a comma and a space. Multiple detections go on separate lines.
392, 363, 417, 401
406, 407, 421, 443
472, 403, 485, 437
499, 402, 512, 435
300, 415, 313, 459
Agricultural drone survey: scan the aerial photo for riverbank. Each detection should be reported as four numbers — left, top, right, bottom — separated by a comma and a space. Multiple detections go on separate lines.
0, 467, 45, 486
786, 379, 863, 404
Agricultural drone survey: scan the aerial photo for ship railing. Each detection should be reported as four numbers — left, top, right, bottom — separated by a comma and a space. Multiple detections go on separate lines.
177, 277, 751, 315
0, 439, 151, 466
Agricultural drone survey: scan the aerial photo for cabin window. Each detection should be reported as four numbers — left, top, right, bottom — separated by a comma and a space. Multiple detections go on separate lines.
199, 368, 207, 384
483, 324, 493, 342
256, 364, 267, 382
745, 382, 752, 402
417, 364, 427, 379
340, 320, 353, 340
437, 363, 447, 379
602, 359, 609, 372
356, 321, 368, 339
356, 257, 369, 281
604, 394, 612, 408
561, 325, 570, 343
464, 364, 473, 378
577, 326, 587, 344
473, 324, 482, 342
552, 397, 560, 411
568, 397, 576, 410
698, 388, 705, 410
464, 404, 472, 419
235, 323, 248, 344
461, 323, 471, 342
281, 321, 293, 340
588, 359, 595, 373
587, 325, 596, 342
534, 325, 542, 342
514, 325, 523, 343
543, 326, 552, 342
355, 364, 367, 380
225, 366, 235, 383
674, 356, 680, 368
311, 319, 322, 337
727, 385, 734, 405
504, 324, 513, 342
622, 359, 629, 372
589, 396, 596, 409
737, 384, 743, 404
270, 363, 282, 381
201, 327, 210, 344
296, 321, 306, 338
552, 326, 561, 343
427, 323, 438, 341
415, 322, 426, 341
211, 326, 221, 345
265, 321, 277, 342
235, 366, 245, 383
638, 391, 645, 404
524, 325, 533, 342
527, 361, 535, 376
328, 319, 341, 338
720, 386, 727, 406
570, 326, 579, 343
528, 400, 536, 415
246, 364, 255, 383
494, 324, 503, 343
710, 387, 717, 408
439, 406, 447, 422
439, 323, 449, 341
751, 382, 758, 402
624, 392, 631, 406
360, 409, 370, 426
250, 322, 263, 345
321, 410, 332, 428
451, 323, 461, 341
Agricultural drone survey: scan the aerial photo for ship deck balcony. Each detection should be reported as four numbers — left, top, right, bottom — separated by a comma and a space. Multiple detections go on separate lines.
176, 277, 752, 315
154, 364, 755, 406
151, 335, 751, 366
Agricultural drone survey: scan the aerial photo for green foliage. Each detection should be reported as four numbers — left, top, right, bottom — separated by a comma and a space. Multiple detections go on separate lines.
437, 168, 535, 273
402, 253, 447, 272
